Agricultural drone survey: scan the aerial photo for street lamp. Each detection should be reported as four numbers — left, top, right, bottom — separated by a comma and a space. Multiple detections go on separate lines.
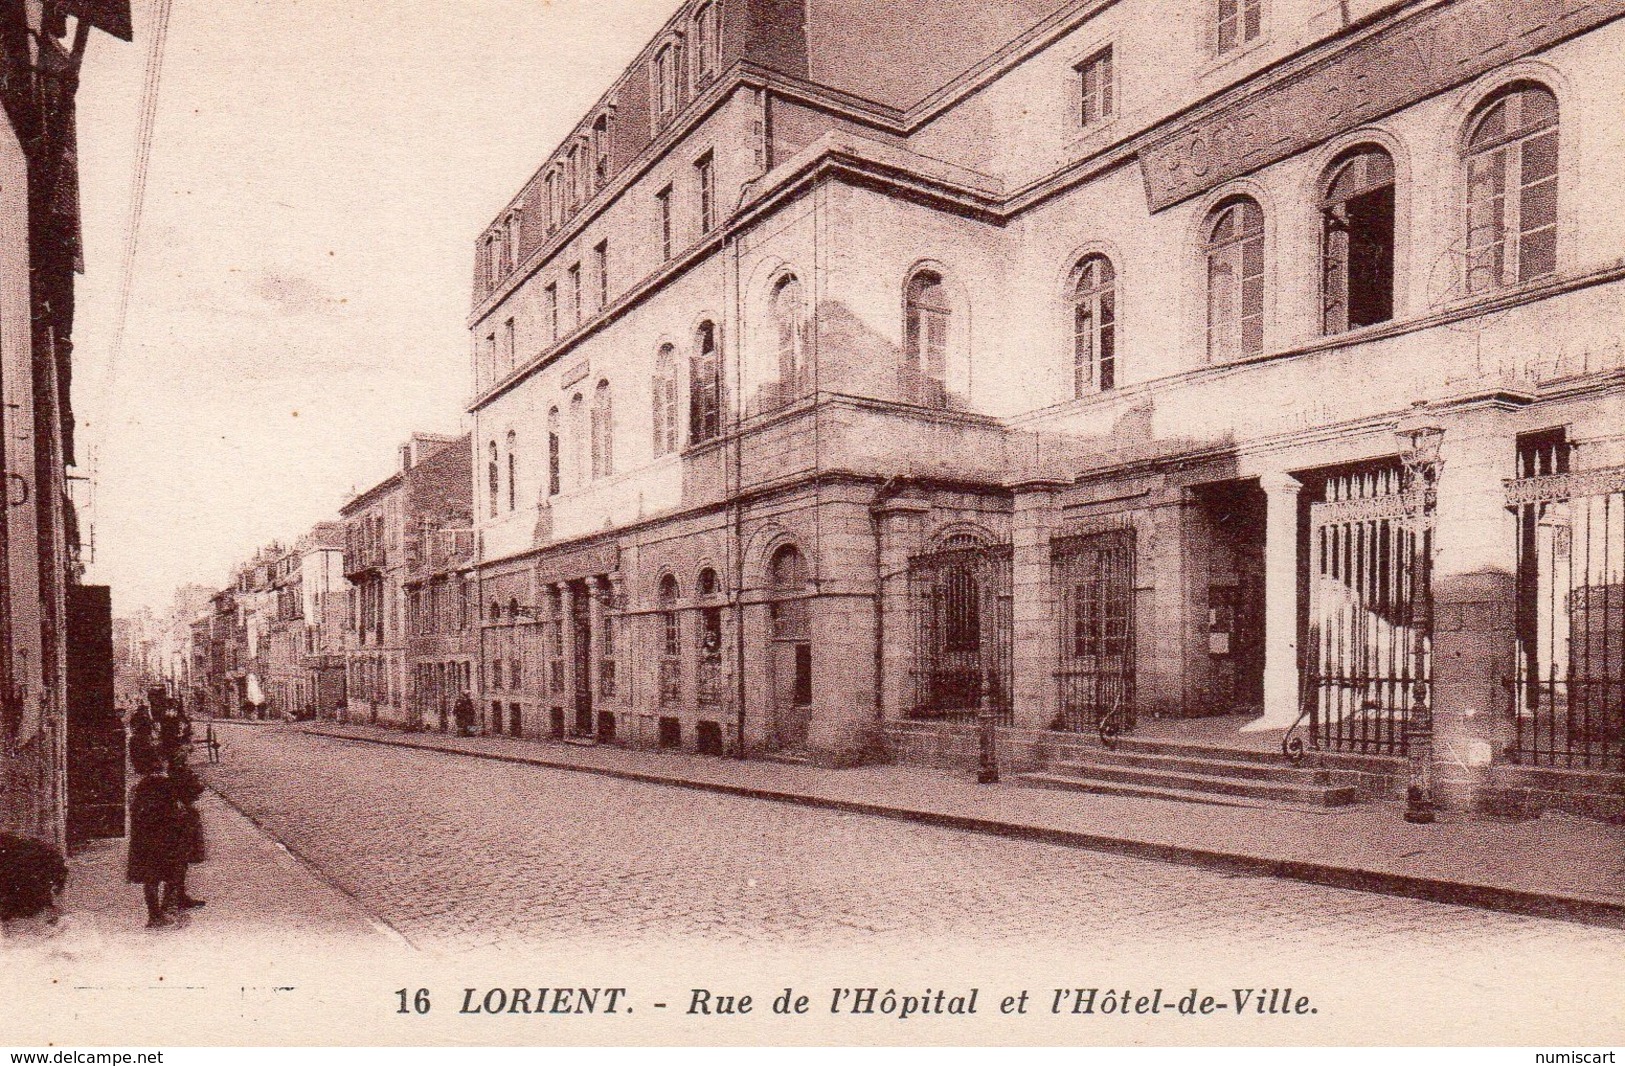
1395, 403, 1444, 825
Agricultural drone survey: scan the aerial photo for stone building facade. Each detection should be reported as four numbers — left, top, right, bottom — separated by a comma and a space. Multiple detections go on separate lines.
466, 0, 1625, 811
342, 433, 465, 728
0, 4, 129, 846
402, 435, 476, 733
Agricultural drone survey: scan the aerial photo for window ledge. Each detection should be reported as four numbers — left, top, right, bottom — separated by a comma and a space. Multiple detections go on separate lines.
1199, 34, 1272, 80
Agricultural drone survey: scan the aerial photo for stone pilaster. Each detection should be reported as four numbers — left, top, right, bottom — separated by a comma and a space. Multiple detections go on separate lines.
1245, 472, 1304, 731
872, 492, 930, 724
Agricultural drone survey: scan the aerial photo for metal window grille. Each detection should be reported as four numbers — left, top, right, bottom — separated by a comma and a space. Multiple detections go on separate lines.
907, 542, 1013, 724
1053, 528, 1135, 733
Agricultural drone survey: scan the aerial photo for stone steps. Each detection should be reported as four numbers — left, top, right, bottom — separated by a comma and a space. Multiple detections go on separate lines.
1015, 739, 1361, 808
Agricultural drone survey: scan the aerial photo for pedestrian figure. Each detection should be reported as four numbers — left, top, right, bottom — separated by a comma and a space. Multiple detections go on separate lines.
127, 754, 206, 929
166, 752, 208, 910
126, 764, 186, 928
128, 704, 158, 775
454, 690, 475, 736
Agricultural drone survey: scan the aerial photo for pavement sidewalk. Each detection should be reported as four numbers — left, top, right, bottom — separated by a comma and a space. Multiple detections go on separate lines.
24, 788, 402, 960
296, 720, 1625, 926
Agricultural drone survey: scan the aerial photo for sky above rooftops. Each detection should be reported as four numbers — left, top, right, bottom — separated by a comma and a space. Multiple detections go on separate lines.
74, 0, 675, 614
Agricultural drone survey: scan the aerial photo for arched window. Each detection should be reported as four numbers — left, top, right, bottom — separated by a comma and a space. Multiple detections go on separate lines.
591, 379, 614, 479
770, 543, 807, 592
772, 275, 808, 407
569, 392, 587, 488
1204, 196, 1265, 360
652, 344, 680, 456
544, 171, 557, 233
654, 43, 678, 124
697, 566, 719, 597
1072, 255, 1117, 396
486, 441, 499, 517
693, 2, 720, 86
1322, 146, 1396, 333
658, 574, 681, 655
903, 270, 950, 408
690, 321, 721, 444
547, 406, 561, 497
488, 601, 501, 623
507, 597, 519, 620
505, 430, 518, 512
1465, 82, 1558, 293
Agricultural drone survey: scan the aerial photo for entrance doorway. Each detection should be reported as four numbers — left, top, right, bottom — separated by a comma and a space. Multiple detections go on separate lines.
1195, 481, 1267, 718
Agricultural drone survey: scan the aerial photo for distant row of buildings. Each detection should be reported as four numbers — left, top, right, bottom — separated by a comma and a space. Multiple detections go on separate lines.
130, 434, 475, 731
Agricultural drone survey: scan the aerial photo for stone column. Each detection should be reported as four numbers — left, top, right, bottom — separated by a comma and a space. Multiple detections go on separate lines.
559, 581, 577, 735
1428, 411, 1518, 772
607, 572, 627, 710
1243, 472, 1303, 732
1010, 480, 1069, 732
585, 576, 606, 734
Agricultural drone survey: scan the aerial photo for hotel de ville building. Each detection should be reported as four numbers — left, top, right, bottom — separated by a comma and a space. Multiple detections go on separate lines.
465, 0, 1625, 819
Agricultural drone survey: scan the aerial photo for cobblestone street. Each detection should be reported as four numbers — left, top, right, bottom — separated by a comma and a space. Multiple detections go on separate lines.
202, 726, 1625, 986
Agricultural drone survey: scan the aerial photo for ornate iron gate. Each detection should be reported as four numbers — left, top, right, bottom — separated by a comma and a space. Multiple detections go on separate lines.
1506, 459, 1625, 770
907, 541, 1012, 724
1307, 467, 1425, 755
1053, 529, 1136, 734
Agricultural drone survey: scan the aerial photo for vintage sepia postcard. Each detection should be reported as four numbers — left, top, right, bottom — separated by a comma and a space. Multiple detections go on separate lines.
1, 0, 1623, 1051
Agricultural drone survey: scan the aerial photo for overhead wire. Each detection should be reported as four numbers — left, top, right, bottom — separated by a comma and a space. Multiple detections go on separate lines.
82, 0, 174, 562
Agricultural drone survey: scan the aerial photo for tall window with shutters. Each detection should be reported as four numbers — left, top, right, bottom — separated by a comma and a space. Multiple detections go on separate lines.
505, 430, 518, 512
1204, 196, 1265, 361
656, 185, 673, 261
1464, 82, 1558, 294
652, 344, 680, 456
658, 574, 682, 704
903, 270, 949, 408
696, 152, 716, 233
690, 321, 721, 445
1072, 254, 1117, 395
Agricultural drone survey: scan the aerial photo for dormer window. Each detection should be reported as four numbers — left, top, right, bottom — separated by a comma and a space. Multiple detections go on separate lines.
592, 113, 612, 188
655, 43, 678, 125
693, 3, 720, 87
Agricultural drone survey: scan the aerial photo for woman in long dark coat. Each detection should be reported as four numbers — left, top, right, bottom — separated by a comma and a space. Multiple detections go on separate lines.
126, 766, 185, 928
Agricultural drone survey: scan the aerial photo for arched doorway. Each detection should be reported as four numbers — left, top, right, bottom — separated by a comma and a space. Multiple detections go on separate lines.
766, 543, 812, 750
